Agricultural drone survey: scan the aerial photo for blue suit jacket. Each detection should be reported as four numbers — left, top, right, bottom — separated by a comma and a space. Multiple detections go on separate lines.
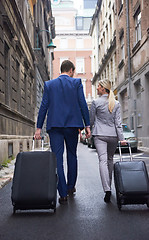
37, 74, 90, 131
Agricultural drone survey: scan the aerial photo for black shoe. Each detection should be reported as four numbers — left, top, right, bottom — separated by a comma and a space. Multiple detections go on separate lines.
104, 191, 111, 203
68, 187, 76, 196
59, 196, 68, 205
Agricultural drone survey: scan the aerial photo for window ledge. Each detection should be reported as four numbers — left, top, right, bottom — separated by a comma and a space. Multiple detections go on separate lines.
132, 40, 141, 53
137, 125, 142, 128
118, 59, 124, 70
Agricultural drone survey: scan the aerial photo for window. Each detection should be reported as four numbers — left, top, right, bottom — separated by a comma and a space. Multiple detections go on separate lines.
8, 143, 13, 158
135, 80, 142, 126
110, 59, 114, 85
27, 141, 30, 151
137, 113, 142, 126
76, 17, 83, 30
135, 8, 141, 43
120, 35, 124, 60
16, 60, 20, 111
76, 38, 84, 49
4, 42, 10, 106
135, 80, 141, 100
76, 58, 85, 74
19, 142, 23, 152
60, 38, 68, 49
121, 90, 128, 123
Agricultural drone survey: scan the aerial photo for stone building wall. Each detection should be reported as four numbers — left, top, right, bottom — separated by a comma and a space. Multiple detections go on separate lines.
0, 0, 55, 164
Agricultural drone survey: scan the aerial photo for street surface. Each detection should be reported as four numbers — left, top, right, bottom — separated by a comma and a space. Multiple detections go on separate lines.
0, 143, 149, 240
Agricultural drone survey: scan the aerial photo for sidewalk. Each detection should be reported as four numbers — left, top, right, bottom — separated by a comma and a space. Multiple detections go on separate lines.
0, 159, 15, 189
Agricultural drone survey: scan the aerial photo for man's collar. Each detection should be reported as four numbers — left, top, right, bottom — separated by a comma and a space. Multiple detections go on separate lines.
60, 73, 69, 77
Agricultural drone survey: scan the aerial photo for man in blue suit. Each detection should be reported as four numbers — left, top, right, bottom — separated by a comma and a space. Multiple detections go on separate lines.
35, 60, 90, 204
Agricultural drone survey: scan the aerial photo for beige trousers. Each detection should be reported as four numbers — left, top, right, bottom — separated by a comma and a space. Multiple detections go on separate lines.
94, 136, 118, 192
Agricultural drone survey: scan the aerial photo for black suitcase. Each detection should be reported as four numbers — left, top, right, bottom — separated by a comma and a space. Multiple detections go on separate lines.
11, 138, 57, 213
114, 142, 149, 210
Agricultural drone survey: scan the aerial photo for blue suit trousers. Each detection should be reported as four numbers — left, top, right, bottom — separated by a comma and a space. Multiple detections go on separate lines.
48, 128, 79, 197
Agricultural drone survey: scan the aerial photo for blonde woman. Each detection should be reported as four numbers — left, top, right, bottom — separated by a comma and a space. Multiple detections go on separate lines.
90, 79, 126, 203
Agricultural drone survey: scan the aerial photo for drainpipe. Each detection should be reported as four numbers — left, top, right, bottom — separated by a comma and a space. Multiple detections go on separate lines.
126, 0, 134, 130
126, 0, 131, 98
97, 15, 99, 69
126, 0, 137, 137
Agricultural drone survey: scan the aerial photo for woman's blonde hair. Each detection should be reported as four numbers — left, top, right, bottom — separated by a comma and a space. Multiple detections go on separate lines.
99, 79, 115, 113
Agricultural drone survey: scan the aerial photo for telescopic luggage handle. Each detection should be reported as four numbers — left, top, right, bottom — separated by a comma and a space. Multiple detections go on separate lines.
118, 141, 133, 162
32, 136, 44, 151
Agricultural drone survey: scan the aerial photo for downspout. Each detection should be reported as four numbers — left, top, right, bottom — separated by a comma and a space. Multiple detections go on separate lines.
126, 0, 137, 136
97, 15, 99, 69
126, 0, 131, 98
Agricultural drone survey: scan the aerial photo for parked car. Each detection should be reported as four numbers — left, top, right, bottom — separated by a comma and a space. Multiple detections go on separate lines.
87, 124, 138, 152
119, 124, 138, 152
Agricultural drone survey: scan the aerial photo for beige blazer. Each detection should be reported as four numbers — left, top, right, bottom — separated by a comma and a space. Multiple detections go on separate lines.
90, 94, 124, 141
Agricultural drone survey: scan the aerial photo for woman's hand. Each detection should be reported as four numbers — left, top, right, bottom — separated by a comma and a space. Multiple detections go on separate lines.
120, 140, 127, 145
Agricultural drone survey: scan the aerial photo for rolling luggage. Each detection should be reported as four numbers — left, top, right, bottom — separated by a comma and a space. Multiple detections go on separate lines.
11, 137, 57, 213
114, 142, 149, 210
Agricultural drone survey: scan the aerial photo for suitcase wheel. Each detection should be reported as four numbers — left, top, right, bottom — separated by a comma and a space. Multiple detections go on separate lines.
118, 203, 122, 211
54, 208, 56, 213
13, 207, 16, 214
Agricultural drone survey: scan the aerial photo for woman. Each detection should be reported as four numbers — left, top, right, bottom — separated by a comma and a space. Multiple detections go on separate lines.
90, 79, 126, 203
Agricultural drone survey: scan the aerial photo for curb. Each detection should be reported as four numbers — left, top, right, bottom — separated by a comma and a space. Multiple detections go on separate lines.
0, 176, 13, 189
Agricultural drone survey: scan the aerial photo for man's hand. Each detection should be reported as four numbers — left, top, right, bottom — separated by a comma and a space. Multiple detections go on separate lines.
34, 128, 42, 140
85, 127, 91, 139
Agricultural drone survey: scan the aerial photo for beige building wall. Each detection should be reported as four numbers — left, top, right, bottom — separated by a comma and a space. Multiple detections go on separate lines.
53, 37, 93, 100
90, 0, 117, 99
52, 4, 93, 105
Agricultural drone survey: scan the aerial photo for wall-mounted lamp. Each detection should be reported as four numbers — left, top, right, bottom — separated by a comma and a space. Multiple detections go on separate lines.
33, 29, 56, 51
47, 39, 56, 52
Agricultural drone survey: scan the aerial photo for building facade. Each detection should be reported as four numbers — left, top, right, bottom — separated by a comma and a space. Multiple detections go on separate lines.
52, 0, 94, 106
90, 0, 149, 151
33, 0, 55, 135
116, 0, 149, 150
90, 0, 117, 99
0, 0, 55, 164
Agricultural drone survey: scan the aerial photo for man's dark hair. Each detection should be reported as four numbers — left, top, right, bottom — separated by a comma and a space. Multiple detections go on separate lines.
60, 60, 75, 73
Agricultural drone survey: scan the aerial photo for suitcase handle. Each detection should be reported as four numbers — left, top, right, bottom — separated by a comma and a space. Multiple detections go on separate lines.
32, 136, 44, 151
118, 141, 133, 161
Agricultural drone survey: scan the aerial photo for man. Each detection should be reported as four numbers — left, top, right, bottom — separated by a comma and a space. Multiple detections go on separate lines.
35, 60, 90, 204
